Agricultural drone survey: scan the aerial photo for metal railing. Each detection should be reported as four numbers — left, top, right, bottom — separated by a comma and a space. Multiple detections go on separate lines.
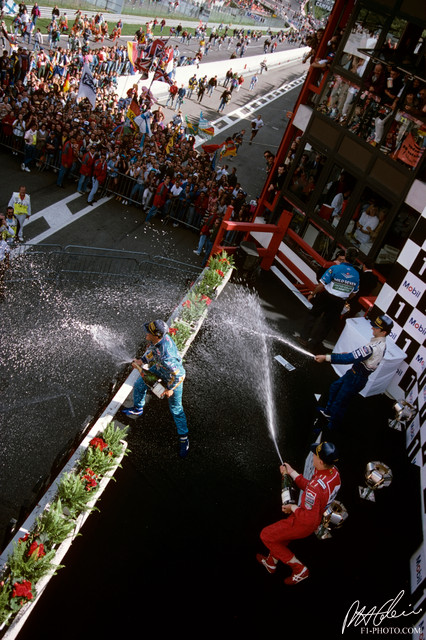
5, 243, 202, 286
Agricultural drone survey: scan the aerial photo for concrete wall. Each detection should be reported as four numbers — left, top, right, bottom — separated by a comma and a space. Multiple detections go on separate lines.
116, 45, 309, 100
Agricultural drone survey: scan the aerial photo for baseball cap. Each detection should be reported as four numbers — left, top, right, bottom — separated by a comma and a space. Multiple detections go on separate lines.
143, 319, 168, 338
371, 314, 393, 333
310, 441, 339, 464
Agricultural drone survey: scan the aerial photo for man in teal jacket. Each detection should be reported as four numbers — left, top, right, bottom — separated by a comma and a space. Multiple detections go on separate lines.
122, 319, 189, 458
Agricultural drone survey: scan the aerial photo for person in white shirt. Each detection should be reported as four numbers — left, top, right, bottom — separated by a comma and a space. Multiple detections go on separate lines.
165, 178, 183, 224
4, 207, 18, 244
249, 114, 264, 144
22, 124, 38, 172
354, 204, 380, 244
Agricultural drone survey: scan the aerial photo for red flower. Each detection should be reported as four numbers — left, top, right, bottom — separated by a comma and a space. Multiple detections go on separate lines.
82, 468, 99, 491
219, 258, 229, 264
19, 533, 30, 543
216, 269, 225, 277
201, 295, 212, 305
169, 327, 178, 335
182, 299, 191, 307
27, 541, 46, 559
12, 580, 33, 601
90, 437, 108, 452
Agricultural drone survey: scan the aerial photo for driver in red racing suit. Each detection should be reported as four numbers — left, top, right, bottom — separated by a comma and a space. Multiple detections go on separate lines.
257, 442, 341, 585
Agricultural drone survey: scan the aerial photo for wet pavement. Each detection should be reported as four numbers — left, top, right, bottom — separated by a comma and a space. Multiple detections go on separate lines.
13, 270, 422, 639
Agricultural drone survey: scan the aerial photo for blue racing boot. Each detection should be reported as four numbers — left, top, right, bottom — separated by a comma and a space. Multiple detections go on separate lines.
179, 436, 189, 458
121, 406, 144, 417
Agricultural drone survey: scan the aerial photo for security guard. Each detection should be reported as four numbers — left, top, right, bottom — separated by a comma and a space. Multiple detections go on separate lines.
8, 185, 31, 242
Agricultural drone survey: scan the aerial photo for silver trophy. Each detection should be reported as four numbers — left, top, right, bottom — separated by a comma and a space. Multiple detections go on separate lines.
315, 500, 348, 539
388, 400, 416, 431
359, 461, 393, 502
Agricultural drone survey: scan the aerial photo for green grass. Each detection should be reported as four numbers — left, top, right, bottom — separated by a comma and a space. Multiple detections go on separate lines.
3, 17, 237, 40
3, 16, 277, 41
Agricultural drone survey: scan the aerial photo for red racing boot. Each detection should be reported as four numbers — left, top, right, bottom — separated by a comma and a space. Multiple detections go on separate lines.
256, 553, 278, 574
284, 563, 309, 585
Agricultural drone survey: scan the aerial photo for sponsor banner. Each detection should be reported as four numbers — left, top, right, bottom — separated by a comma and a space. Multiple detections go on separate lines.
397, 272, 425, 306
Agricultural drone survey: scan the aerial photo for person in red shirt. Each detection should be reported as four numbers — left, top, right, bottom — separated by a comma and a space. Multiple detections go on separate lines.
56, 135, 75, 187
145, 175, 171, 222
165, 82, 178, 108
77, 148, 96, 194
257, 441, 341, 585
87, 151, 107, 205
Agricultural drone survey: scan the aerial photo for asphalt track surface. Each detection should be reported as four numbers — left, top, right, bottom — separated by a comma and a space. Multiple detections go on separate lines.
0, 35, 422, 640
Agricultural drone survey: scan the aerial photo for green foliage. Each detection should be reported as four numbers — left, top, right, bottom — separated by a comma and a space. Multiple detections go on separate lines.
56, 472, 97, 517
199, 267, 226, 292
81, 445, 118, 477
0, 420, 129, 627
0, 582, 13, 625
207, 250, 235, 274
7, 540, 61, 584
169, 320, 193, 352
103, 422, 129, 456
179, 292, 209, 325
35, 499, 76, 546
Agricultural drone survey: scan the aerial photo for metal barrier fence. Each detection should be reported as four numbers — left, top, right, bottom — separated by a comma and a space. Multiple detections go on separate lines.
0, 130, 205, 232
5, 243, 202, 286
122, 0, 286, 27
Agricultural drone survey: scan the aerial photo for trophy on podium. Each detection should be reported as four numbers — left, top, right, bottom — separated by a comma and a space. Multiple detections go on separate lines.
315, 500, 348, 539
388, 399, 416, 431
359, 461, 393, 502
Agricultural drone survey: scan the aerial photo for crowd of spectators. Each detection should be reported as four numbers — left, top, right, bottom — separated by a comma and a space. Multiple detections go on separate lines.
0, 1, 326, 256
0, 17, 258, 257
307, 20, 426, 164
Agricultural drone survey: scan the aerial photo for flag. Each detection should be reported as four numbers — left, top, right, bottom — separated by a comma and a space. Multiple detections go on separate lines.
185, 116, 198, 136
134, 58, 151, 79
161, 46, 174, 75
127, 41, 139, 68
153, 68, 173, 85
134, 112, 152, 137
211, 149, 218, 171
63, 72, 70, 93
127, 41, 146, 72
126, 98, 141, 130
198, 112, 214, 138
201, 142, 225, 155
4, 0, 18, 15
77, 64, 97, 110
148, 38, 166, 58
396, 132, 423, 168
112, 123, 124, 136
165, 128, 178, 155
220, 140, 237, 158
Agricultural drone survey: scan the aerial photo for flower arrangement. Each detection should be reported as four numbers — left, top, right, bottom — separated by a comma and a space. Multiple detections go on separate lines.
169, 250, 235, 354
0, 422, 129, 628
169, 319, 194, 352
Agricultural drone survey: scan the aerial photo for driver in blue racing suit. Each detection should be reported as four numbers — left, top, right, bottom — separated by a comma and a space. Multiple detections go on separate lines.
314, 315, 393, 430
121, 319, 189, 458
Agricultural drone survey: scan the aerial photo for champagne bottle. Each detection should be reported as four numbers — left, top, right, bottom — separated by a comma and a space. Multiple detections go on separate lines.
281, 473, 296, 506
